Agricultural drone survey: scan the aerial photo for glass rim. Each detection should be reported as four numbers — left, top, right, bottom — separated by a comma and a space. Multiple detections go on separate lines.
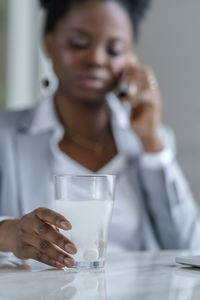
54, 174, 116, 179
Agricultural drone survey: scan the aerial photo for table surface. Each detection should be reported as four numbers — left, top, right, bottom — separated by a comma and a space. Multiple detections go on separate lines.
1, 250, 200, 300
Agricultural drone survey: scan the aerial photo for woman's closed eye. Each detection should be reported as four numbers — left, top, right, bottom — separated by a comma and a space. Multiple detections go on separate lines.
108, 40, 126, 56
68, 34, 90, 49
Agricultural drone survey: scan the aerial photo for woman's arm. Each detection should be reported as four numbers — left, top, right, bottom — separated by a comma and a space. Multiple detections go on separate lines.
0, 219, 19, 252
139, 126, 200, 249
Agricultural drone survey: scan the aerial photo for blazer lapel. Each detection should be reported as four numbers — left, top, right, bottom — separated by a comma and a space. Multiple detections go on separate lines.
16, 110, 54, 214
108, 93, 144, 158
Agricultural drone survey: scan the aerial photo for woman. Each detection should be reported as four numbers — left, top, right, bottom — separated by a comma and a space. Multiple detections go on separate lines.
0, 0, 200, 269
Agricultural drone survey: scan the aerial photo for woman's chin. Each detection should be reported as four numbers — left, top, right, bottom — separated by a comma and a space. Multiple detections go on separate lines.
72, 89, 108, 105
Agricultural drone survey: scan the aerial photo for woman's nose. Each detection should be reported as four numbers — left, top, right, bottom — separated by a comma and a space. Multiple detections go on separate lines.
86, 46, 108, 67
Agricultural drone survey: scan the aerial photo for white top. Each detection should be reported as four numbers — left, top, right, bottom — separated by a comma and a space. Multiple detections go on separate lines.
28, 94, 172, 254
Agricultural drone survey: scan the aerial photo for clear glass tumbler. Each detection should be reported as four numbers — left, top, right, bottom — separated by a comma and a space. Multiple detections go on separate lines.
54, 174, 116, 270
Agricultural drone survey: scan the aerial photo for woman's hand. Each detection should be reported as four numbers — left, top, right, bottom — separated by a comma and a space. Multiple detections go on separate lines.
2, 207, 77, 269
117, 57, 163, 153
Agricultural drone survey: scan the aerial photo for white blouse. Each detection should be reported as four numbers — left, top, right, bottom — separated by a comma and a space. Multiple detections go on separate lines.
50, 116, 140, 254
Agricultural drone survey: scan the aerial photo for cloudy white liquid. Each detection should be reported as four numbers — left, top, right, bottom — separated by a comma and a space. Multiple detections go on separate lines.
55, 200, 113, 264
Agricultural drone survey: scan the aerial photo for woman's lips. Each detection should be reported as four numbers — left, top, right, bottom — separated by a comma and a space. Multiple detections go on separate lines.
76, 75, 107, 89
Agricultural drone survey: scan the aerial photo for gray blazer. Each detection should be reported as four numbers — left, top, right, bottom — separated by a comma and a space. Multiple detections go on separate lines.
0, 100, 200, 251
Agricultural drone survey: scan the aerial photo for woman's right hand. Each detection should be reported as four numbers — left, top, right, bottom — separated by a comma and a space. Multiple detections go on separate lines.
6, 207, 77, 268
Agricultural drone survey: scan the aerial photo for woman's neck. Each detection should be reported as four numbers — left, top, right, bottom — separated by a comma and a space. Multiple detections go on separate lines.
54, 90, 111, 141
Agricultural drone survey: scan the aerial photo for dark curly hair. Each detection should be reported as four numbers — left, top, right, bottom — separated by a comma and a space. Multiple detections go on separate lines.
39, 0, 151, 40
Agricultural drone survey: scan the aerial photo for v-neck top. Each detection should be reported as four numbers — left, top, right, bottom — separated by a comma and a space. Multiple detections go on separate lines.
52, 142, 140, 254
45, 97, 141, 254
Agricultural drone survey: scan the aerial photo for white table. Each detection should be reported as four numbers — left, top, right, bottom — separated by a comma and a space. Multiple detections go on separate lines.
0, 250, 200, 299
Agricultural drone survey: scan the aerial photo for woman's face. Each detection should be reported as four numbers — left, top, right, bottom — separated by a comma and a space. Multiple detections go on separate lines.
45, 0, 135, 103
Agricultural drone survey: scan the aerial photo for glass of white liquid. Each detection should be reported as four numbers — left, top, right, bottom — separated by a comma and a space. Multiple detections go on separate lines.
54, 174, 116, 271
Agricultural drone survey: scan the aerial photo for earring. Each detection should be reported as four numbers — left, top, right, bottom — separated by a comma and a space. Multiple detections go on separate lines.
42, 78, 50, 88
41, 57, 52, 89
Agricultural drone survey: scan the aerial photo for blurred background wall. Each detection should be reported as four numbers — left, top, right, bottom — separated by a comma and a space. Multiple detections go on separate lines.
0, 0, 200, 201
136, 0, 200, 202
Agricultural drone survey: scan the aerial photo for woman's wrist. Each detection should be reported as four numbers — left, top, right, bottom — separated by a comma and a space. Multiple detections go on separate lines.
0, 219, 20, 252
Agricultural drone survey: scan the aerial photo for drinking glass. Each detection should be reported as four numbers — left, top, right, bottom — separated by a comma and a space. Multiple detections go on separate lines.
54, 174, 116, 270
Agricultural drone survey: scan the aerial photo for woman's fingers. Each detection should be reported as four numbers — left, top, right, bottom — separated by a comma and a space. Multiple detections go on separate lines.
118, 64, 160, 101
13, 208, 78, 268
20, 215, 77, 255
132, 89, 160, 107
36, 223, 77, 255
115, 60, 163, 152
21, 233, 75, 268
22, 244, 65, 268
119, 66, 161, 113
131, 91, 161, 119
35, 207, 72, 230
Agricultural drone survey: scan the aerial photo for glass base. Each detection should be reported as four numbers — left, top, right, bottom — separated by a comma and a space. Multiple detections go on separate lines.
63, 260, 105, 272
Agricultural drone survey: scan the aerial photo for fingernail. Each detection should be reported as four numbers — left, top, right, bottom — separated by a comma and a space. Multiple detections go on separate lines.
58, 254, 64, 264
60, 221, 71, 230
64, 257, 74, 268
56, 261, 63, 268
65, 243, 77, 254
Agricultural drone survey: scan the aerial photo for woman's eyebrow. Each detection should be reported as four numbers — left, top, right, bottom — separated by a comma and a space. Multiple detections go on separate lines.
110, 37, 126, 42
67, 27, 91, 36
67, 27, 127, 43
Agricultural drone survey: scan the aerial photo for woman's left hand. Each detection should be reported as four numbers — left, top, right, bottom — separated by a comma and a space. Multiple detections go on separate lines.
117, 58, 164, 153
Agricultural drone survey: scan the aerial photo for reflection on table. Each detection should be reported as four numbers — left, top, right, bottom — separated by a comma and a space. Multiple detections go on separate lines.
1, 250, 200, 299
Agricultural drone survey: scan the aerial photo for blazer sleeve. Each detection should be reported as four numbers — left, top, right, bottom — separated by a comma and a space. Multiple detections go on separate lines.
0, 111, 19, 223
138, 125, 200, 250
0, 151, 14, 222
